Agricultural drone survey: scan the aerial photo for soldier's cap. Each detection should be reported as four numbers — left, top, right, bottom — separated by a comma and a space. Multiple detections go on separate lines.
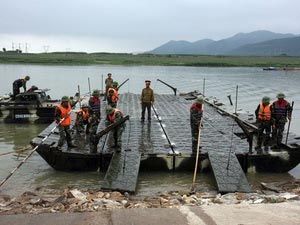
145, 80, 151, 83
93, 89, 100, 95
195, 96, 204, 104
108, 73, 112, 76
61, 96, 69, 102
277, 92, 285, 98
25, 76, 30, 80
81, 104, 89, 108
105, 105, 114, 114
262, 96, 270, 103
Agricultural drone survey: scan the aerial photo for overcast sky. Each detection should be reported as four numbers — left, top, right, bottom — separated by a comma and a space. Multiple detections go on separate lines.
0, 0, 299, 53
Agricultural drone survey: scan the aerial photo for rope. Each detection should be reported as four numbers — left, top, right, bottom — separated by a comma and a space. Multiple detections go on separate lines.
0, 145, 32, 157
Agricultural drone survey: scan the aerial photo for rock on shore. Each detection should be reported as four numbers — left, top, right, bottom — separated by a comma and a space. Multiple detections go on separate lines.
0, 180, 300, 215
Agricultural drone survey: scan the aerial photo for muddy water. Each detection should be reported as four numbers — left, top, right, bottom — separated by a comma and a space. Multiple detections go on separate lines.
1, 64, 300, 196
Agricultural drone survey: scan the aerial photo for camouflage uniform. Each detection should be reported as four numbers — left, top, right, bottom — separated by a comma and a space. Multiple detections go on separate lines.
107, 85, 119, 108
75, 106, 89, 134
55, 96, 76, 148
190, 98, 203, 152
106, 106, 125, 150
271, 93, 292, 147
255, 96, 273, 149
88, 91, 101, 151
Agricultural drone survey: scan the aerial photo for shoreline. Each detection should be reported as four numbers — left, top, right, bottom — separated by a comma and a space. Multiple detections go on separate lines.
1, 52, 300, 67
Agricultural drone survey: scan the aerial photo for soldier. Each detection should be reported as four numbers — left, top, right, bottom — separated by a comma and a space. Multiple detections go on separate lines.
104, 73, 113, 101
271, 93, 292, 148
88, 90, 101, 150
141, 80, 154, 122
255, 96, 273, 151
75, 104, 89, 135
105, 105, 125, 152
107, 81, 119, 108
190, 96, 204, 152
55, 96, 77, 149
12, 76, 30, 100
89, 90, 101, 134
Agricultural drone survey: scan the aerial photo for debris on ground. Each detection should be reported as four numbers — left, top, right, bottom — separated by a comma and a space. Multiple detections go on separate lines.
0, 180, 299, 215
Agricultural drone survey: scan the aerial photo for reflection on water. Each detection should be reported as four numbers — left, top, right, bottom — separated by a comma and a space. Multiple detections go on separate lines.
1, 64, 300, 196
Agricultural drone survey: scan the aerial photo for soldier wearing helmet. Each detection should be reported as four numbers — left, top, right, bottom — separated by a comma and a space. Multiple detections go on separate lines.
12, 75, 30, 100
105, 105, 125, 152
271, 93, 292, 148
88, 90, 101, 148
107, 81, 119, 108
75, 104, 90, 134
104, 73, 113, 101
55, 96, 77, 149
141, 80, 154, 122
254, 96, 274, 151
190, 96, 204, 152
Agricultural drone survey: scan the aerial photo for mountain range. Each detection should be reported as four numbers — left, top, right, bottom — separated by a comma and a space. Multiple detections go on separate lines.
148, 30, 300, 56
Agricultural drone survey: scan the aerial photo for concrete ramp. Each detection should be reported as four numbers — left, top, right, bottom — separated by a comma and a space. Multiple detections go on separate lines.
102, 149, 141, 193
208, 152, 251, 193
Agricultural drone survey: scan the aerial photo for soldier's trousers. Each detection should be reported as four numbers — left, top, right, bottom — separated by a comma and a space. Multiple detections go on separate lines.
272, 120, 286, 145
141, 103, 152, 121
12, 83, 20, 100
58, 125, 72, 147
256, 120, 272, 147
191, 124, 200, 151
113, 127, 124, 146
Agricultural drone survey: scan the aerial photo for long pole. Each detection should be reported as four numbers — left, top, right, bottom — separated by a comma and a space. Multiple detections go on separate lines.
101, 74, 104, 95
77, 85, 81, 108
88, 77, 91, 97
192, 109, 204, 191
0, 101, 80, 188
203, 78, 206, 97
285, 101, 294, 145
234, 85, 238, 115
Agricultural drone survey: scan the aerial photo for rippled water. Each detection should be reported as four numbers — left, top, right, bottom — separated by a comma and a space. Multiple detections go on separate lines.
1, 64, 300, 196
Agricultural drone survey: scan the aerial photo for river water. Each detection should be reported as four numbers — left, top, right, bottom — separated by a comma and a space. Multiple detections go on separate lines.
1, 64, 300, 196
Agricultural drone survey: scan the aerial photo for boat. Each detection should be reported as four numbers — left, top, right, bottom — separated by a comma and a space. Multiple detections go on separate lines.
0, 89, 60, 123
30, 92, 300, 173
262, 67, 279, 71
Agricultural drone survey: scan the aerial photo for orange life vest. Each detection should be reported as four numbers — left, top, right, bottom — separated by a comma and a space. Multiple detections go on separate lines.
56, 103, 72, 126
258, 103, 272, 120
108, 109, 123, 122
107, 88, 119, 103
76, 109, 89, 123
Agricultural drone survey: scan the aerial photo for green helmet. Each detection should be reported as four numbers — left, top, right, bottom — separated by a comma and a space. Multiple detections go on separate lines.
262, 96, 270, 103
92, 89, 100, 96
112, 81, 118, 87
61, 96, 69, 102
277, 92, 285, 98
105, 105, 114, 114
195, 96, 204, 104
25, 76, 30, 81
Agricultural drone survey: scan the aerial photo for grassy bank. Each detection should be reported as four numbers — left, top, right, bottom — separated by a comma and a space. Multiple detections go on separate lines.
1, 52, 300, 67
